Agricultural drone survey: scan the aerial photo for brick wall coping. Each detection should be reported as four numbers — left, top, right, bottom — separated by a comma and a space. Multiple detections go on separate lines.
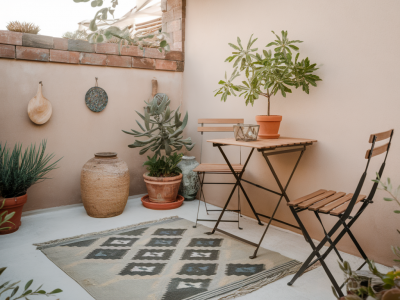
0, 30, 184, 72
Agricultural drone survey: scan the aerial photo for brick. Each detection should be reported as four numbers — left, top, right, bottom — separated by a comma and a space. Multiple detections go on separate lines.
167, 19, 181, 33
167, 0, 182, 10
0, 44, 15, 58
173, 30, 182, 43
161, 0, 167, 12
172, 42, 183, 51
53, 38, 68, 50
0, 30, 22, 45
162, 10, 174, 23
50, 50, 79, 64
155, 59, 177, 71
121, 45, 143, 57
79, 53, 107, 65
22, 34, 53, 49
16, 46, 49, 61
144, 47, 165, 59
106, 55, 132, 68
132, 57, 155, 69
96, 43, 119, 55
173, 6, 183, 19
176, 61, 184, 72
165, 51, 184, 61
68, 39, 95, 53
162, 22, 168, 33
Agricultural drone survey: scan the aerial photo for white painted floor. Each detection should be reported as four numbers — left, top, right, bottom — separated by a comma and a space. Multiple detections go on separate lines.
0, 197, 390, 300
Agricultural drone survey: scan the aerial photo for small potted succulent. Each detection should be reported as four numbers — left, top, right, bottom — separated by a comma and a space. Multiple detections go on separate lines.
123, 93, 195, 203
215, 30, 322, 139
0, 140, 61, 234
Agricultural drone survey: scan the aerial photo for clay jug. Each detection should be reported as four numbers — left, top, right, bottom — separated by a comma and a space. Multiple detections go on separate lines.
81, 152, 130, 218
28, 82, 52, 125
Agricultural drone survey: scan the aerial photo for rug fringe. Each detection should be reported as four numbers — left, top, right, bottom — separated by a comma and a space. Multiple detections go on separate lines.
33, 215, 180, 248
218, 262, 322, 300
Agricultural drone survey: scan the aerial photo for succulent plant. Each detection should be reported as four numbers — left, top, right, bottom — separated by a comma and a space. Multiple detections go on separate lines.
123, 93, 195, 158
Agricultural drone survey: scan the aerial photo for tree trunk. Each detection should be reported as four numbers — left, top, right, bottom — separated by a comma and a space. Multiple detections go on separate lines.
267, 96, 270, 116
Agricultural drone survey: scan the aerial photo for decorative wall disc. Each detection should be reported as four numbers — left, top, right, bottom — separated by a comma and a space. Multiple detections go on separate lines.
85, 78, 108, 112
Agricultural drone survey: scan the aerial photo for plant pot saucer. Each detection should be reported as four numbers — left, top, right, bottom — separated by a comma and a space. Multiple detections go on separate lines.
141, 195, 184, 210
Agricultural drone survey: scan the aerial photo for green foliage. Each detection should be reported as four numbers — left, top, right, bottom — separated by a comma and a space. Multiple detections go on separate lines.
144, 153, 183, 177
0, 267, 62, 299
0, 200, 15, 232
62, 29, 88, 41
0, 140, 62, 198
123, 93, 195, 159
73, 0, 170, 53
215, 31, 322, 115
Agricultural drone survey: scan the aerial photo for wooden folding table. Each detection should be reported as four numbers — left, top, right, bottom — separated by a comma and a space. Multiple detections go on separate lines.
205, 137, 317, 258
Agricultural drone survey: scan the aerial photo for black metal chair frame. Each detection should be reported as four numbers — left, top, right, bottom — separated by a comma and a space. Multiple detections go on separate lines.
287, 130, 394, 297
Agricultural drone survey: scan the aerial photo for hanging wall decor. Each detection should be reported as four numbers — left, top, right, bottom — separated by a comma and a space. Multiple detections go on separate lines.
85, 77, 108, 112
28, 81, 52, 125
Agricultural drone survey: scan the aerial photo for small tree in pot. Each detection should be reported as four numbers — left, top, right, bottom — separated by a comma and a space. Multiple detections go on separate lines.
0, 140, 61, 234
215, 30, 322, 139
123, 94, 195, 203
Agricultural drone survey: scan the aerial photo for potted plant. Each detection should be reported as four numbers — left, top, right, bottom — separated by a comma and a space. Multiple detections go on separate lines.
215, 30, 322, 139
0, 140, 61, 234
123, 93, 195, 203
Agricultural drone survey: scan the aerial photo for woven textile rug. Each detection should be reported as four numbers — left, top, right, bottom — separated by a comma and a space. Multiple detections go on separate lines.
35, 217, 316, 300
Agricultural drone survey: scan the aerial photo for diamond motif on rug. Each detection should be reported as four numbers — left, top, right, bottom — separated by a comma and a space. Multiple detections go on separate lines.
162, 278, 211, 300
177, 263, 218, 276
133, 249, 175, 260
145, 238, 181, 247
119, 263, 166, 276
62, 239, 98, 247
226, 264, 265, 276
181, 249, 219, 261
85, 249, 128, 260
100, 237, 138, 247
118, 227, 148, 236
187, 238, 223, 247
153, 228, 186, 236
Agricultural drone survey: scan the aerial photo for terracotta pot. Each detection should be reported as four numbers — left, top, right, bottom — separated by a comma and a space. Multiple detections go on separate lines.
255, 115, 282, 139
0, 194, 27, 235
81, 152, 130, 218
143, 173, 183, 203
141, 194, 184, 210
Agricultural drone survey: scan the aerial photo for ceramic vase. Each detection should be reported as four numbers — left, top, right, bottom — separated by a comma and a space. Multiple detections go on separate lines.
81, 152, 130, 218
177, 156, 200, 201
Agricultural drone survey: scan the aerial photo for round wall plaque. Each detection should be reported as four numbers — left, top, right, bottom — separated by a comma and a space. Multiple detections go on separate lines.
85, 78, 108, 112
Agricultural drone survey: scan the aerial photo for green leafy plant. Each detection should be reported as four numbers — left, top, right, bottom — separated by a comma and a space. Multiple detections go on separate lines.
0, 200, 15, 231
144, 153, 183, 177
215, 31, 322, 115
0, 140, 61, 198
73, 0, 170, 53
123, 93, 194, 177
62, 29, 88, 41
0, 267, 62, 299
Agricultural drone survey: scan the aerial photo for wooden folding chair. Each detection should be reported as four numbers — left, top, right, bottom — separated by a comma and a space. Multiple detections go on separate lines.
193, 118, 244, 229
286, 129, 394, 297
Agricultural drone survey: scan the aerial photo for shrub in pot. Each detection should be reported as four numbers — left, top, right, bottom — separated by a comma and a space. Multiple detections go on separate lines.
215, 31, 322, 139
0, 140, 61, 234
123, 93, 195, 203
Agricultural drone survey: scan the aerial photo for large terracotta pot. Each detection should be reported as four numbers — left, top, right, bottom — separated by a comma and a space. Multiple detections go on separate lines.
255, 115, 282, 139
143, 173, 183, 203
0, 194, 27, 235
81, 152, 130, 218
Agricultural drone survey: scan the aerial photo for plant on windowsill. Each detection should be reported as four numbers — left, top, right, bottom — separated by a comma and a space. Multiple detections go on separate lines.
123, 93, 195, 204
0, 140, 61, 235
215, 30, 322, 139
334, 177, 400, 300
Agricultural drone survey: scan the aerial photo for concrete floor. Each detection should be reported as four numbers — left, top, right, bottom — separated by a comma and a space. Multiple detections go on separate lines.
1, 197, 391, 300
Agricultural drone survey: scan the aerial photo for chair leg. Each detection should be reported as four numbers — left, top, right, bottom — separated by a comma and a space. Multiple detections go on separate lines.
193, 172, 207, 228
237, 185, 242, 230
199, 172, 209, 214
314, 211, 344, 262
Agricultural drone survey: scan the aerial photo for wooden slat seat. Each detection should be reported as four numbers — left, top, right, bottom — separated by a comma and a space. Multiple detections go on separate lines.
193, 163, 244, 173
288, 190, 366, 215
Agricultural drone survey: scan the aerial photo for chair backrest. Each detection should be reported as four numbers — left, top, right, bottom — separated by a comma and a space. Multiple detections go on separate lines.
197, 119, 244, 133
343, 129, 394, 219
197, 118, 244, 164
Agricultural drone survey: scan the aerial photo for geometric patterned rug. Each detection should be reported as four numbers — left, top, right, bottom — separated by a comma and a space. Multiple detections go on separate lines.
34, 217, 317, 300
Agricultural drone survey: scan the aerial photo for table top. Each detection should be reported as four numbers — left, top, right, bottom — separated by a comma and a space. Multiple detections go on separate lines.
207, 137, 318, 150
